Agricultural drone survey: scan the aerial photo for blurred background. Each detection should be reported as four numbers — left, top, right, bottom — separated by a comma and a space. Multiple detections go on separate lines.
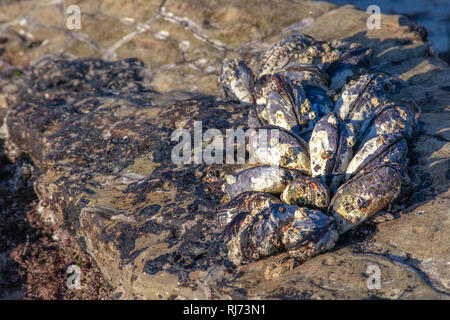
324, 0, 450, 62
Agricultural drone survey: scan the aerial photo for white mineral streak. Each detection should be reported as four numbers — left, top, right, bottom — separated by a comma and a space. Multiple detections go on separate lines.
178, 40, 190, 52
111, 214, 137, 223
119, 172, 147, 183
159, 6, 229, 51
103, 15, 157, 60
281, 18, 314, 34
378, 119, 392, 134
121, 17, 135, 24
155, 30, 170, 40
196, 58, 207, 67
205, 65, 216, 73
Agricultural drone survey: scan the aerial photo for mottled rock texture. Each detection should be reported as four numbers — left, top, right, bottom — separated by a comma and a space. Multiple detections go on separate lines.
0, 0, 449, 299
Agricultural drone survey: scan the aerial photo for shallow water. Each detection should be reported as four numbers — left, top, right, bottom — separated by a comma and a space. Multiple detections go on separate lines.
322, 0, 450, 54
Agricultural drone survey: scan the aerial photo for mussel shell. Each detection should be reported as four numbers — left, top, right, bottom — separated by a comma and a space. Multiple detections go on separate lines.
279, 63, 331, 88
246, 126, 311, 173
303, 84, 334, 118
217, 191, 281, 230
345, 133, 408, 181
281, 208, 338, 261
265, 91, 300, 134
226, 204, 292, 265
280, 176, 330, 209
223, 211, 250, 241
227, 204, 338, 265
309, 112, 355, 189
356, 103, 416, 147
329, 163, 407, 234
265, 74, 306, 134
223, 165, 303, 200
325, 46, 373, 91
253, 74, 272, 106
220, 58, 255, 104
258, 34, 318, 79
334, 73, 388, 132
248, 105, 266, 128
265, 73, 321, 137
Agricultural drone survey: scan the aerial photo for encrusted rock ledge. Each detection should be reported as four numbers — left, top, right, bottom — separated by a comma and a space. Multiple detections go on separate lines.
0, 0, 449, 299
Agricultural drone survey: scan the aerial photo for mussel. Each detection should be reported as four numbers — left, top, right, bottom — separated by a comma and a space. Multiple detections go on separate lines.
280, 176, 330, 210
227, 203, 338, 265
222, 165, 304, 200
217, 191, 281, 230
345, 133, 408, 180
246, 126, 311, 173
334, 73, 388, 132
329, 163, 408, 234
309, 112, 355, 190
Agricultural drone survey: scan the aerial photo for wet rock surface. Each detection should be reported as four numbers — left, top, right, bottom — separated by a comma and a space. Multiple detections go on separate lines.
0, 0, 449, 299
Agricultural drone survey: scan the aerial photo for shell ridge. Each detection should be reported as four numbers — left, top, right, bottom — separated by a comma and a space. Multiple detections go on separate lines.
343, 73, 374, 121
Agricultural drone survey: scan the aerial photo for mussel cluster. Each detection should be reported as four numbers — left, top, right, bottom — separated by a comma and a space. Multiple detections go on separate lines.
217, 34, 417, 265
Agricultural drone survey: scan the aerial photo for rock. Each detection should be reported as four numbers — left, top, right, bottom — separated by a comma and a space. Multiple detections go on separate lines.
0, 0, 449, 299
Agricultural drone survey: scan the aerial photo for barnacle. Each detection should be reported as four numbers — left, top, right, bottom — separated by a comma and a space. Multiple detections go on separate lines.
218, 34, 416, 265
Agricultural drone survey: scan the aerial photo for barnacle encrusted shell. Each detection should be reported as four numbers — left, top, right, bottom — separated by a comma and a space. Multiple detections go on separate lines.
279, 64, 334, 127
223, 165, 304, 200
223, 211, 251, 241
282, 207, 338, 262
334, 73, 388, 132
279, 64, 331, 88
217, 191, 281, 230
247, 105, 266, 128
227, 203, 337, 265
220, 58, 255, 104
259, 72, 332, 139
216, 33, 415, 267
257, 34, 319, 79
324, 44, 373, 91
345, 133, 408, 180
257, 35, 372, 84
329, 163, 407, 234
309, 112, 355, 190
246, 126, 311, 173
265, 74, 308, 134
356, 103, 416, 147
254, 63, 333, 109
280, 176, 330, 209
302, 84, 333, 117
